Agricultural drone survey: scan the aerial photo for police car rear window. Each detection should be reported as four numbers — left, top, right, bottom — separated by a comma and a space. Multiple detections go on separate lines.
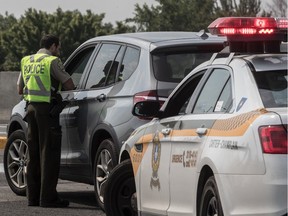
254, 70, 287, 108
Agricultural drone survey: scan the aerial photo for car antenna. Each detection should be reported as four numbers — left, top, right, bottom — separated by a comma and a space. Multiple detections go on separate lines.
197, 30, 209, 40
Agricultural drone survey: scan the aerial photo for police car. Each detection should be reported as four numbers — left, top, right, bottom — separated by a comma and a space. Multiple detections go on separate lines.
104, 17, 288, 216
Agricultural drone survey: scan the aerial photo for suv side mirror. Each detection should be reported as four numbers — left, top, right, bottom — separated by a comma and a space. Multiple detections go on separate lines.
132, 101, 161, 119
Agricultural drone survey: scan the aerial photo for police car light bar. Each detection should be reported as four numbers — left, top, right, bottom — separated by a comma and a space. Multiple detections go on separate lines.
208, 17, 288, 36
208, 17, 288, 53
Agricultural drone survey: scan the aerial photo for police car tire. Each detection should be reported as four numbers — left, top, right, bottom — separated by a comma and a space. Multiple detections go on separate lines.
199, 176, 223, 216
3, 129, 27, 196
104, 159, 137, 216
94, 138, 118, 211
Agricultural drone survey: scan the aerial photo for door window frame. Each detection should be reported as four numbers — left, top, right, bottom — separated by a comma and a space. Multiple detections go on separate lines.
185, 66, 234, 115
64, 43, 100, 90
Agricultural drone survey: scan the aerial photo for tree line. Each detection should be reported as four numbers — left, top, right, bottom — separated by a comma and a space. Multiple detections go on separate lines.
0, 0, 285, 71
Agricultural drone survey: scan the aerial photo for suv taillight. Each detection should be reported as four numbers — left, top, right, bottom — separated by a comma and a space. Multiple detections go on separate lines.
259, 125, 287, 154
133, 90, 166, 105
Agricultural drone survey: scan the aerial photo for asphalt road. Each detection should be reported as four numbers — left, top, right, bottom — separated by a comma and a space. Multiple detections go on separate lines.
0, 149, 106, 216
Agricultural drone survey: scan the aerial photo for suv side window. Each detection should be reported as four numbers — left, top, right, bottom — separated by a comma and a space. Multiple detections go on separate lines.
85, 43, 123, 89
193, 68, 232, 114
65, 46, 95, 87
120, 46, 140, 81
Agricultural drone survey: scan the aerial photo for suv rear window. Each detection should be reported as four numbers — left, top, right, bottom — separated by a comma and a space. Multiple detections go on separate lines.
254, 70, 287, 108
152, 52, 214, 82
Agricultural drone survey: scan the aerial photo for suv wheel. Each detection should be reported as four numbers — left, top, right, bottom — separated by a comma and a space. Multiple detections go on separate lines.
94, 139, 118, 210
3, 129, 28, 196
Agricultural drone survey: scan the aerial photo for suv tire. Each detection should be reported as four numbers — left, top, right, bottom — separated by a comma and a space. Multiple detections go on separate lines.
94, 138, 118, 210
4, 129, 28, 196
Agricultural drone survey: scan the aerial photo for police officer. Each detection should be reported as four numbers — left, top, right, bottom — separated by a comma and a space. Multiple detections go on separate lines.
17, 34, 75, 207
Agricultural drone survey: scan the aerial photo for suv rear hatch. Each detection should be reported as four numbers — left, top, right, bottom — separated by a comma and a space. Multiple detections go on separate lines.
152, 42, 226, 98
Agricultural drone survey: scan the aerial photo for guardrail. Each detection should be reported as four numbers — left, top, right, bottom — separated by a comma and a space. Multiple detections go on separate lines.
0, 71, 21, 124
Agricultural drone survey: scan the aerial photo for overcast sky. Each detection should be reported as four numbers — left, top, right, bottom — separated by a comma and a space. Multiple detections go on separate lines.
0, 0, 271, 24
0, 0, 156, 24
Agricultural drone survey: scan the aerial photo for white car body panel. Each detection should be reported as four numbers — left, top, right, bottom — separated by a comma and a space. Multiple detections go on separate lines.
118, 53, 287, 216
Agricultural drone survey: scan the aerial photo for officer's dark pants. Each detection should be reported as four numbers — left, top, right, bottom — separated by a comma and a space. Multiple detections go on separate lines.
26, 102, 62, 204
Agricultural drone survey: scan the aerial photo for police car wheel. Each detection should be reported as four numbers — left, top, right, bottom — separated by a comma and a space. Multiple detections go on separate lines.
104, 159, 137, 216
94, 139, 118, 211
199, 176, 223, 216
3, 129, 28, 196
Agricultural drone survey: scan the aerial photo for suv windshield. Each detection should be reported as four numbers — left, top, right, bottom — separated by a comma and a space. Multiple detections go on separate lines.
152, 52, 214, 82
254, 70, 287, 108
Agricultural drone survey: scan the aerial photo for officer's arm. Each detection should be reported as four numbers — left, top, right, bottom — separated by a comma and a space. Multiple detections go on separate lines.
51, 58, 75, 91
62, 78, 75, 91
17, 87, 23, 95
17, 73, 24, 95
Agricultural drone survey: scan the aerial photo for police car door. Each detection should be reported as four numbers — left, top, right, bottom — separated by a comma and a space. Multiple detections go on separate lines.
139, 116, 176, 215
139, 70, 208, 215
167, 68, 233, 215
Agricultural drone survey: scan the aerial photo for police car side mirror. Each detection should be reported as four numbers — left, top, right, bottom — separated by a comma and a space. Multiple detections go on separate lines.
132, 101, 161, 120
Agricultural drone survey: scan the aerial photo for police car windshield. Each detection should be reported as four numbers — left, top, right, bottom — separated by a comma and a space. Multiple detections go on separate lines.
253, 70, 287, 108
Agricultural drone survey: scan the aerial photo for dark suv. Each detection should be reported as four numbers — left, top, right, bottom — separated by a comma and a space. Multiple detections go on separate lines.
4, 31, 225, 209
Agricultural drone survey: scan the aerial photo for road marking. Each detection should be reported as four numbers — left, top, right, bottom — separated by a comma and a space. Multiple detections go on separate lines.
0, 137, 6, 149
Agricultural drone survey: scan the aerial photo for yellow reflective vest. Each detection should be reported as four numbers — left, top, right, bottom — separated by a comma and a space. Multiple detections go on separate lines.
21, 54, 58, 103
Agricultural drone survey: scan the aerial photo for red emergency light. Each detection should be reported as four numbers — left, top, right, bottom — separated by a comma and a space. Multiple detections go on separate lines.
208, 17, 288, 36
208, 17, 288, 53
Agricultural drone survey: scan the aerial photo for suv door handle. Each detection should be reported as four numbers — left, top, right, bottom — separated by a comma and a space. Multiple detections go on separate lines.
161, 128, 172, 136
97, 94, 106, 102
